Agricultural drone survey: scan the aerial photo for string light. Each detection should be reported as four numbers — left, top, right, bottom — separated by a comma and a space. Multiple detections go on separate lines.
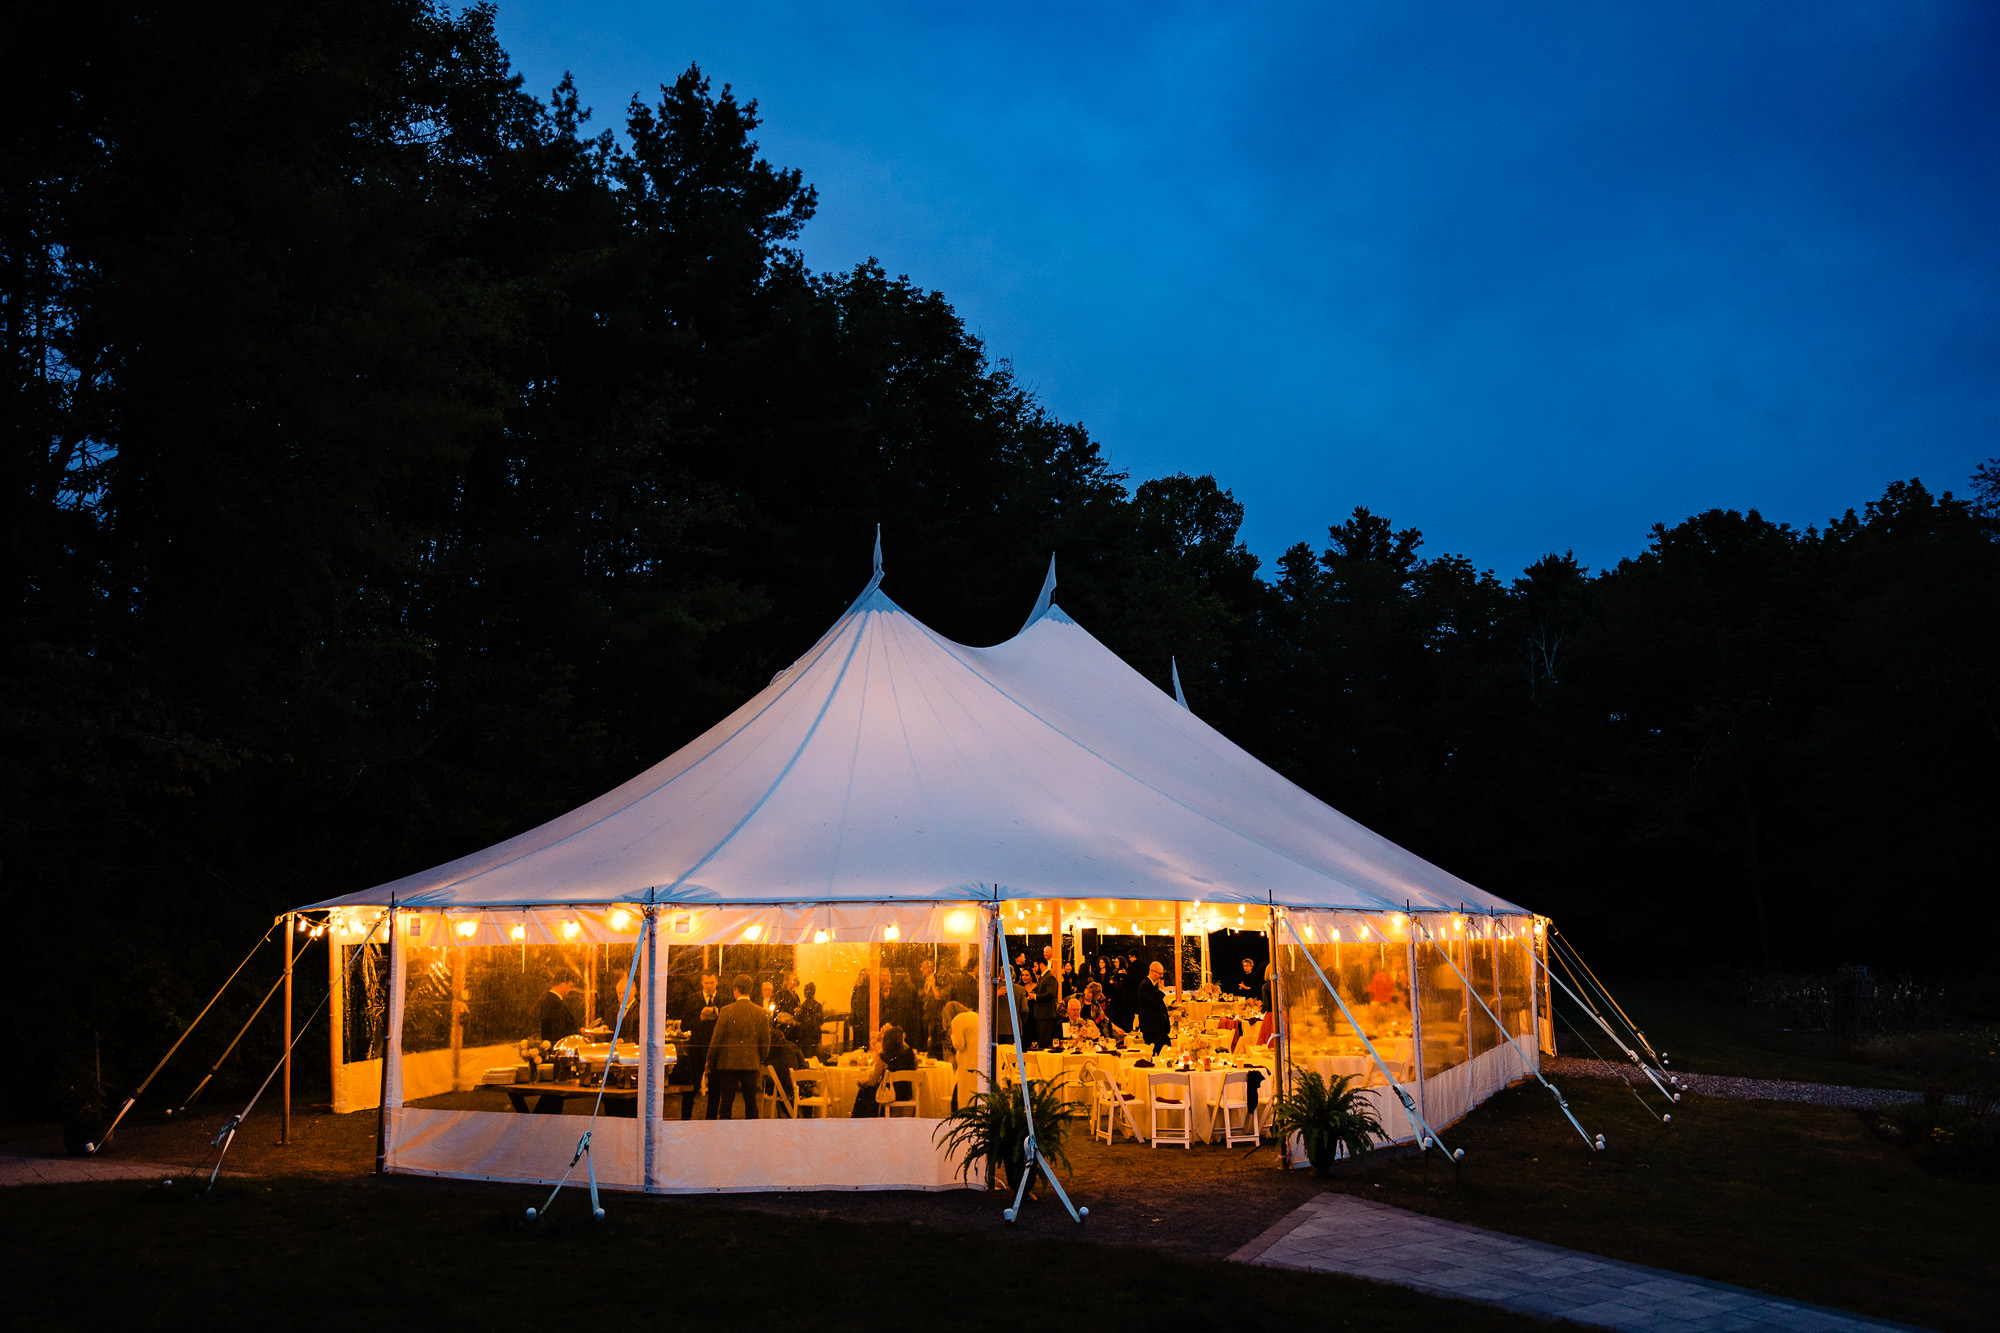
742, 924, 762, 941
883, 923, 900, 941
509, 924, 527, 943
813, 929, 829, 945
608, 909, 633, 933
454, 920, 478, 940
560, 920, 582, 942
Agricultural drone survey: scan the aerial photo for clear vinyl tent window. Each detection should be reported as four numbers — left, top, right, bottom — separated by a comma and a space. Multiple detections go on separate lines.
1278, 918, 1416, 1089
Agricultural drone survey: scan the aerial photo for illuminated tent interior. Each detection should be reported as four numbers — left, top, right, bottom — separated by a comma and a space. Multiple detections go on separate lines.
302, 557, 1552, 1193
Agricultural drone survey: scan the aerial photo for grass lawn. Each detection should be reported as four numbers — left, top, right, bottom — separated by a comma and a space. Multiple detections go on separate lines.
1576, 976, 1923, 1089
5, 1174, 1547, 1333
1338, 1075, 1994, 1332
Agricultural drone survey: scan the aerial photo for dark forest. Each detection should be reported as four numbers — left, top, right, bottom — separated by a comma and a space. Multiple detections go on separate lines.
6, 2, 1997, 1112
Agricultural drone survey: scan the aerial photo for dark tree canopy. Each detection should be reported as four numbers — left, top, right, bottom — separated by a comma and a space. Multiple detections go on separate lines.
5, 2, 1995, 1113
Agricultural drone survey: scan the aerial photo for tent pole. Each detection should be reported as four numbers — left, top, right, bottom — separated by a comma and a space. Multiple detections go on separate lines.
1172, 903, 1183, 1002
282, 914, 294, 1146
642, 900, 660, 1193
376, 900, 398, 1176
870, 944, 881, 1048
328, 912, 344, 1111
449, 942, 467, 1091
1528, 920, 1544, 1056
1053, 901, 1063, 1007
1407, 914, 1426, 1125
1267, 903, 1288, 1168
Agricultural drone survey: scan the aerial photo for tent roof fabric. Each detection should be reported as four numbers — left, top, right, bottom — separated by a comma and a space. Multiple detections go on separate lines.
309, 583, 1526, 916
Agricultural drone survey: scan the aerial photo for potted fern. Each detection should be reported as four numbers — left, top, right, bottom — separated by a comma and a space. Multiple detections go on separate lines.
1270, 1067, 1385, 1176
934, 1075, 1073, 1193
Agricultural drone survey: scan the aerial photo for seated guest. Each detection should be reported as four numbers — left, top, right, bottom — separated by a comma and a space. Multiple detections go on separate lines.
1081, 981, 1125, 1038
1061, 995, 1100, 1044
852, 1024, 918, 1118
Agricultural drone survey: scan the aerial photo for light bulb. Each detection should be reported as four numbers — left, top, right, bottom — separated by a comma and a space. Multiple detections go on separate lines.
509, 924, 526, 943
454, 920, 478, 940
608, 909, 633, 932
883, 923, 900, 941
742, 924, 762, 941
813, 930, 829, 945
560, 920, 582, 941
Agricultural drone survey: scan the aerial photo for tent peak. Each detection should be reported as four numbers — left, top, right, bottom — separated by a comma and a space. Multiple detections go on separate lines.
1022, 553, 1057, 632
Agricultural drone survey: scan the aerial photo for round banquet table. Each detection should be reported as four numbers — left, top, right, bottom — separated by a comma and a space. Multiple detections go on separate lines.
791, 1060, 955, 1118
1111, 1057, 1276, 1143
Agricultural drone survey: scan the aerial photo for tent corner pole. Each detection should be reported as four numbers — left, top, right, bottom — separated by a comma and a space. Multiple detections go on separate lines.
281, 913, 294, 1146
375, 899, 397, 1176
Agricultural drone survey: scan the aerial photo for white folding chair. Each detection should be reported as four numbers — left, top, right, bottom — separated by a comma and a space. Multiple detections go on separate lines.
1210, 1069, 1260, 1146
1147, 1070, 1193, 1149
758, 1065, 796, 1119
884, 1071, 921, 1118
793, 1071, 831, 1119
1089, 1064, 1143, 1145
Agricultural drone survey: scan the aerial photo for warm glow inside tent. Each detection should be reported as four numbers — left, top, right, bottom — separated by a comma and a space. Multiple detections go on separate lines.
301, 564, 1551, 1192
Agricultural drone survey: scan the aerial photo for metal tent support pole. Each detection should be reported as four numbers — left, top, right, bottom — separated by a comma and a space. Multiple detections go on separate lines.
1172, 902, 1183, 1002
994, 911, 1084, 1226
376, 900, 398, 1176
642, 899, 661, 1193
1267, 902, 1288, 1168
1406, 916, 1426, 1125
282, 915, 294, 1145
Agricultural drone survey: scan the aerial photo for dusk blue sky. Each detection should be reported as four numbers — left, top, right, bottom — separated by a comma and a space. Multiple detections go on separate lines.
493, 2, 2000, 579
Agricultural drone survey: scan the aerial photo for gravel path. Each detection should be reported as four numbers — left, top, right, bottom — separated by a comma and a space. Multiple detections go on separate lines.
1544, 1056, 1921, 1108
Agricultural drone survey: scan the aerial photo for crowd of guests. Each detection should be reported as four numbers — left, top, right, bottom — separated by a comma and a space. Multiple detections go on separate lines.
540, 948, 1272, 1120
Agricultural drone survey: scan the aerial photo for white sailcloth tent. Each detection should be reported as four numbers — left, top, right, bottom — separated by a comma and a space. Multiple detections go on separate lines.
304, 560, 1550, 1192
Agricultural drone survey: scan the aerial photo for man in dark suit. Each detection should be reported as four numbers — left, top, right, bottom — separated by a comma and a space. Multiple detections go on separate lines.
1030, 959, 1059, 1049
684, 971, 722, 1031
1137, 960, 1172, 1053
538, 968, 581, 1044
705, 973, 772, 1119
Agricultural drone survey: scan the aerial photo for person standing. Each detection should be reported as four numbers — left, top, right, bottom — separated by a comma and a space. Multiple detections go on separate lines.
1030, 960, 1059, 1049
538, 968, 582, 1044
791, 981, 825, 1062
1137, 960, 1172, 1053
705, 974, 771, 1119
848, 969, 873, 1051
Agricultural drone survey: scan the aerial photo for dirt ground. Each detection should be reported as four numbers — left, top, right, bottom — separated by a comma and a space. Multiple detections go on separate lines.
14, 1104, 1391, 1259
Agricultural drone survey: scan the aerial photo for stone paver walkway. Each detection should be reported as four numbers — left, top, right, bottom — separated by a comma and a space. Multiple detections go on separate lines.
0, 1148, 194, 1187
1232, 1194, 1923, 1331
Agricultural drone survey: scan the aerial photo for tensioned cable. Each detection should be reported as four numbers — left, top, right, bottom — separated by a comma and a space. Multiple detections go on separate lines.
172, 961, 293, 1114
1544, 944, 1680, 1104
94, 917, 283, 1154
1414, 921, 1602, 1150
197, 913, 386, 1191
1549, 930, 1673, 1076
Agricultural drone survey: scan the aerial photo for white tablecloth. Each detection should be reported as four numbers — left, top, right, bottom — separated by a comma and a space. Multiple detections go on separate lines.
1112, 1058, 1274, 1143
791, 1061, 955, 1118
